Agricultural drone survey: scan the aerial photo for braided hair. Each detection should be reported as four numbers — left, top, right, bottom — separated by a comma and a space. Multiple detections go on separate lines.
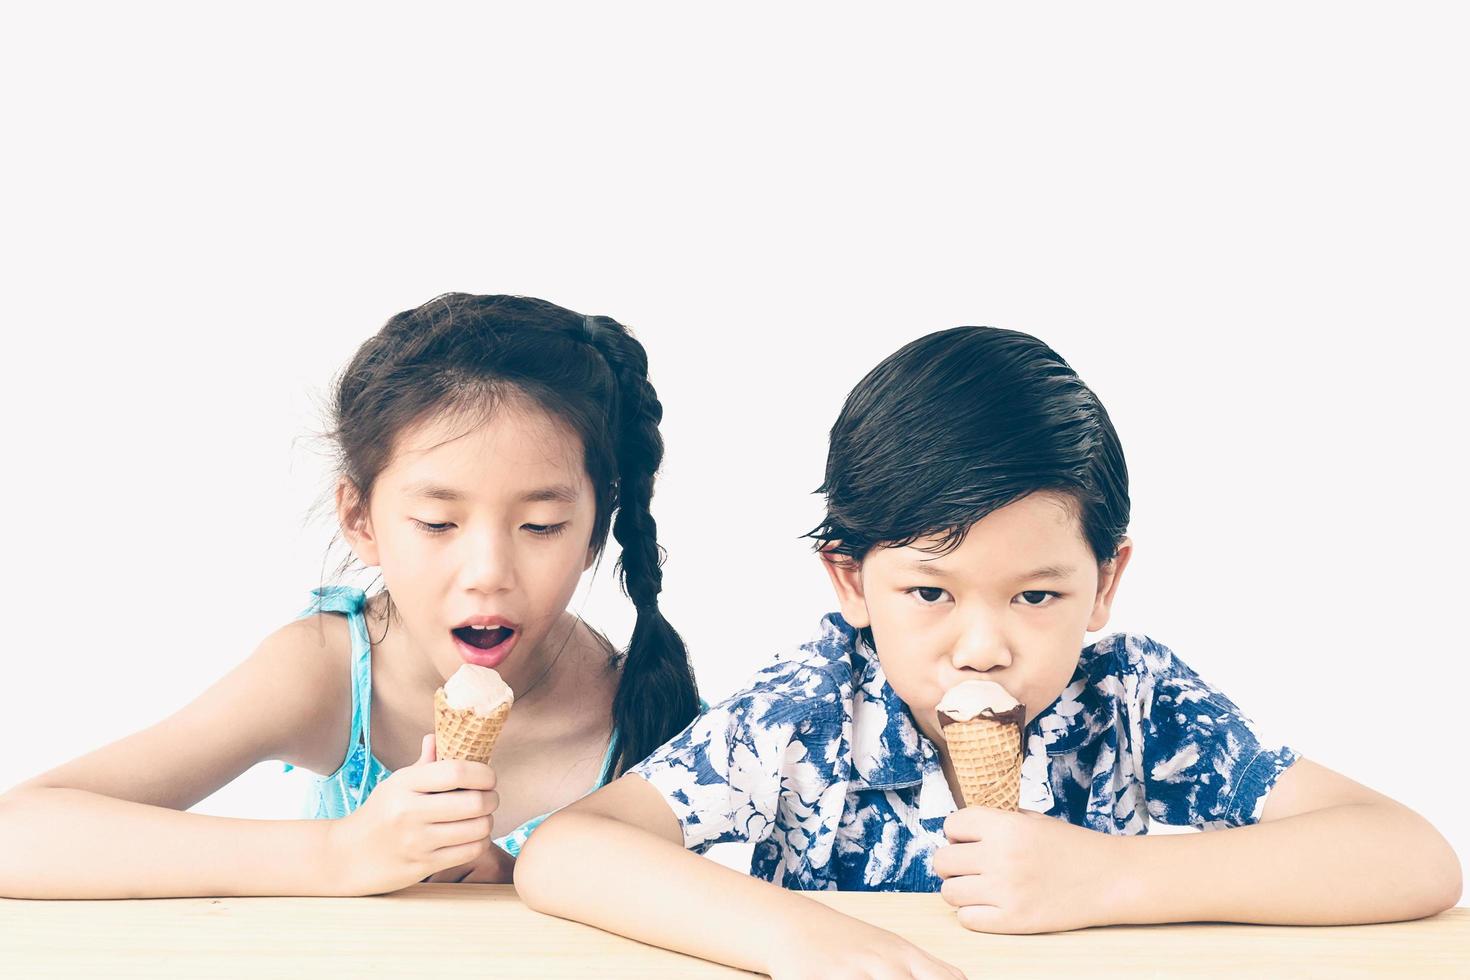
328, 293, 699, 777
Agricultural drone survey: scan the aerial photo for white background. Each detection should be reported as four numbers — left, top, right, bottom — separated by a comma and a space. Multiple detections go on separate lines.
1, 3, 1465, 899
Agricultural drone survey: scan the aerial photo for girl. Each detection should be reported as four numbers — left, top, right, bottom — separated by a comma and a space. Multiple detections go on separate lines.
0, 293, 699, 898
515, 326, 1462, 978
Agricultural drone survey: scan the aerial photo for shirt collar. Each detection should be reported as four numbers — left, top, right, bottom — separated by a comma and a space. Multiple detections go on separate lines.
841, 616, 1107, 794
848, 627, 933, 791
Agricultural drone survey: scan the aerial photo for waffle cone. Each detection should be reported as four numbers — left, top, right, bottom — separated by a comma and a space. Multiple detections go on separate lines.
942, 716, 1023, 811
433, 687, 511, 764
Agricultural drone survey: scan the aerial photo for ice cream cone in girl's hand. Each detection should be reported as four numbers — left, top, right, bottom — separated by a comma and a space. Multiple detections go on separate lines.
434, 665, 514, 764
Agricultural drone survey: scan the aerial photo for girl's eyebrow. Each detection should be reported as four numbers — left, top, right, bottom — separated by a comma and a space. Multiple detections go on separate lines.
521, 485, 580, 504
402, 482, 580, 504
405, 482, 463, 501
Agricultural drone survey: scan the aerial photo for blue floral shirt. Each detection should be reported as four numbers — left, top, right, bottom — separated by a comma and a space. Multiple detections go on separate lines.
630, 613, 1299, 892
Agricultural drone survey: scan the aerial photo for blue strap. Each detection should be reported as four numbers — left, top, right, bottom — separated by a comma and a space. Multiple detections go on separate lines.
299, 587, 375, 806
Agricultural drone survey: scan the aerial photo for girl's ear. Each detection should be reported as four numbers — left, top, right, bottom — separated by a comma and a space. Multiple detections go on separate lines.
819, 545, 872, 629
1087, 537, 1133, 632
336, 478, 381, 568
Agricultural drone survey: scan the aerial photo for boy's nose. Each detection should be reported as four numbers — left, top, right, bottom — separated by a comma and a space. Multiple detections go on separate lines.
949, 619, 1013, 672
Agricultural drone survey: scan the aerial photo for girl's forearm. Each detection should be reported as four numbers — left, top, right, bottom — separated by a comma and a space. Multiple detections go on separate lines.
515, 810, 850, 974
1111, 802, 1463, 925
0, 787, 338, 899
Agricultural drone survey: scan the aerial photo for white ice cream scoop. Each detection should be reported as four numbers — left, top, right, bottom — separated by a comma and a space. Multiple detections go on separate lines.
443, 663, 514, 715
937, 679, 1020, 723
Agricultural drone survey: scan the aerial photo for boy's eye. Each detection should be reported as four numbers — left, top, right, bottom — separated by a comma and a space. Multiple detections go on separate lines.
907, 586, 949, 605
524, 523, 568, 538
1017, 590, 1060, 607
412, 519, 455, 535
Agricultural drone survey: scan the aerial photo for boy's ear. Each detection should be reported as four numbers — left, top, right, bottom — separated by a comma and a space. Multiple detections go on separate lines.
819, 545, 872, 629
336, 478, 381, 568
1087, 536, 1133, 632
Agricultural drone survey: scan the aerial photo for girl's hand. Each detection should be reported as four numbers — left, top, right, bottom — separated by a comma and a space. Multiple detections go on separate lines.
422, 838, 516, 883
325, 734, 499, 895
934, 806, 1123, 934
767, 913, 967, 980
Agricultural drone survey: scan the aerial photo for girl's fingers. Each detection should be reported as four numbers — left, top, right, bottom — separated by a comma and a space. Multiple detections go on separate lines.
429, 839, 491, 874
421, 862, 472, 883
416, 734, 436, 765
428, 814, 493, 849
421, 788, 498, 822
405, 759, 496, 793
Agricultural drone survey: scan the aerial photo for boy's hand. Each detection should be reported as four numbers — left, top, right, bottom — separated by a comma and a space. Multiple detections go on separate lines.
325, 734, 499, 895
769, 912, 967, 980
934, 806, 1123, 934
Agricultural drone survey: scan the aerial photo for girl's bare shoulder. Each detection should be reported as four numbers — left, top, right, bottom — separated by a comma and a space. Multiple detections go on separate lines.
264, 610, 356, 774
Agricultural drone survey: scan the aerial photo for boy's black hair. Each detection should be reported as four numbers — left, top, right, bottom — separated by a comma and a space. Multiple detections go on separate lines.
328, 293, 697, 779
806, 326, 1130, 566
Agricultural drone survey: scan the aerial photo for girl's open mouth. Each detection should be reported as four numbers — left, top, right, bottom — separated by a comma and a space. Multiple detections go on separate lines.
451, 626, 517, 668
452, 625, 513, 649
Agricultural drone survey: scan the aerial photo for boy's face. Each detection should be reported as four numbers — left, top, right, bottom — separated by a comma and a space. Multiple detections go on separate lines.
822, 491, 1131, 748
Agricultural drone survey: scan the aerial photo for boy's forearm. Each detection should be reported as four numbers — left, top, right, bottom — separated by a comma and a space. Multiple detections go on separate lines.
515, 810, 846, 974
1111, 802, 1463, 925
0, 787, 339, 899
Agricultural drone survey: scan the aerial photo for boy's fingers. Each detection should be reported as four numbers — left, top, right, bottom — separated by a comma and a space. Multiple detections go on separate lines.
943, 805, 1006, 843
931, 841, 985, 879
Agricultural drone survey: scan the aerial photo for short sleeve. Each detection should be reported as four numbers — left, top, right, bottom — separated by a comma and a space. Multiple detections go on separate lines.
630, 662, 848, 853
1136, 639, 1299, 829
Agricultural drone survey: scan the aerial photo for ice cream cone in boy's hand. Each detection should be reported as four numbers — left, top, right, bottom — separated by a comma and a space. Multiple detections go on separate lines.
938, 681, 1025, 811
434, 665, 514, 764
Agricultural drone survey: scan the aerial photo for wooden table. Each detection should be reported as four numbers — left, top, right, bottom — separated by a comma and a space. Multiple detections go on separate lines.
2, 885, 1465, 978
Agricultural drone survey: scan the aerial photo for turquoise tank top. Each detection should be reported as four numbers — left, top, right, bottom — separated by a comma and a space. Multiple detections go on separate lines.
283, 586, 618, 857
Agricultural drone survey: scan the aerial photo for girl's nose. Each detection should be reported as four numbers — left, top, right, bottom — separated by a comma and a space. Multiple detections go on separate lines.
459, 530, 517, 595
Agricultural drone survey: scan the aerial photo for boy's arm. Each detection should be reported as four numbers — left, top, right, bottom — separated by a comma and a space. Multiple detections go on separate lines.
0, 618, 356, 898
1111, 757, 1462, 925
515, 775, 960, 977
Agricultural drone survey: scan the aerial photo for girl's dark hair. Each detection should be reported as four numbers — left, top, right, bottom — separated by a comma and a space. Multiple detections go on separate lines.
329, 293, 697, 778
806, 326, 1130, 566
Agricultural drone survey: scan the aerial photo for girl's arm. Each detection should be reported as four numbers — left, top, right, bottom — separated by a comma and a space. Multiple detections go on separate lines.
0, 616, 410, 899
1112, 757, 1462, 924
515, 775, 964, 979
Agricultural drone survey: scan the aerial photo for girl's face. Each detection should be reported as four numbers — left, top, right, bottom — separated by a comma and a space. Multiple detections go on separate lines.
823, 491, 1131, 749
341, 395, 599, 692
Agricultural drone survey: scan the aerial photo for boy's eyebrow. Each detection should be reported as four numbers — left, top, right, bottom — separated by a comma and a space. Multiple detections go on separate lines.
1017, 564, 1078, 581
403, 482, 580, 504
899, 560, 1078, 581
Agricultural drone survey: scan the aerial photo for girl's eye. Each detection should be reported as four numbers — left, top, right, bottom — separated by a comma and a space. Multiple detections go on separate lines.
907, 586, 949, 605
1017, 590, 1060, 607
524, 523, 568, 538
412, 519, 455, 535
